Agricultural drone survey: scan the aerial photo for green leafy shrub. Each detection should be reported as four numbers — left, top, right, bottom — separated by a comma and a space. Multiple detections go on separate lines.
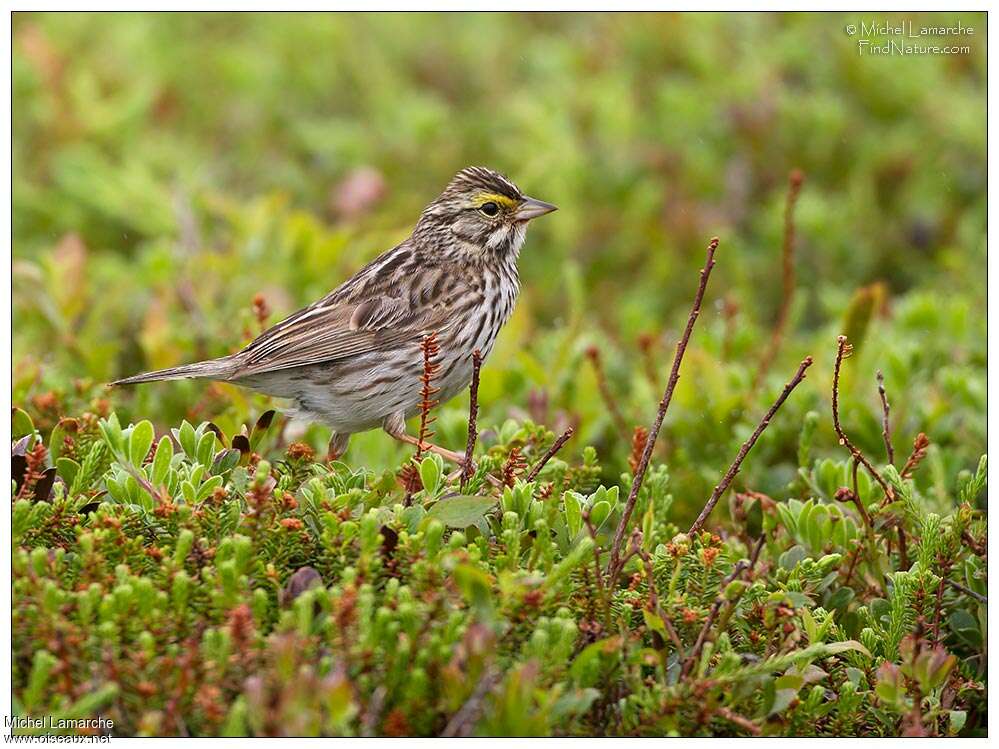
10, 393, 987, 735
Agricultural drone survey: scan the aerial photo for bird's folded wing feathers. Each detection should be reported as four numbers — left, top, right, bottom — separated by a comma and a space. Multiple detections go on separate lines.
232, 293, 456, 378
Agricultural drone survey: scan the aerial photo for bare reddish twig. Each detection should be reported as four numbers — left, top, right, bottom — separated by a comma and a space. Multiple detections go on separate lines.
688, 356, 814, 536
440, 668, 499, 737
832, 335, 894, 501
834, 486, 872, 529
842, 543, 862, 587
525, 427, 574, 483
585, 345, 630, 439
715, 707, 762, 736
962, 530, 986, 558
897, 524, 909, 570
876, 369, 895, 466
945, 577, 986, 603
460, 349, 483, 489
753, 169, 804, 389
415, 333, 441, 461
931, 573, 947, 644
605, 237, 720, 581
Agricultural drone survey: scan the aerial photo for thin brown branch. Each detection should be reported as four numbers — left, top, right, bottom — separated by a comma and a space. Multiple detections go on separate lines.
851, 457, 861, 499
834, 486, 871, 529
746, 533, 767, 576
714, 706, 762, 736
961, 530, 986, 558
460, 349, 483, 489
753, 169, 804, 389
876, 370, 895, 466
688, 356, 814, 536
118, 457, 162, 503
945, 577, 986, 604
585, 345, 630, 439
440, 667, 499, 737
606, 237, 720, 581
931, 575, 946, 644
415, 332, 441, 461
842, 543, 862, 587
525, 427, 574, 483
897, 525, 909, 570
832, 335, 894, 501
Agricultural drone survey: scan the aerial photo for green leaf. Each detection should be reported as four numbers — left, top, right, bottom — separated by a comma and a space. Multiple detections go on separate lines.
175, 421, 197, 458
776, 502, 796, 535
776, 673, 804, 691
800, 608, 818, 643
826, 586, 854, 611
768, 687, 798, 716
99, 413, 124, 455
151, 436, 174, 485
807, 504, 828, 554
12, 408, 35, 440
56, 457, 80, 486
196, 430, 217, 468
211, 448, 241, 477
48, 420, 70, 462
128, 420, 155, 467
589, 500, 611, 529
744, 496, 763, 538
419, 454, 442, 497
564, 492, 582, 538
642, 609, 667, 640
824, 640, 870, 657
251, 410, 277, 450
401, 505, 426, 534
427, 496, 496, 529
779, 544, 807, 570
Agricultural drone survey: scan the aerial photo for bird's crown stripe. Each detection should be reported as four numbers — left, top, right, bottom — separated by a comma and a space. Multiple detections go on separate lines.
472, 192, 518, 208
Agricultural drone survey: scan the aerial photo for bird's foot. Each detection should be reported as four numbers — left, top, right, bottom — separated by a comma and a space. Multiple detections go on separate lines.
327, 432, 350, 462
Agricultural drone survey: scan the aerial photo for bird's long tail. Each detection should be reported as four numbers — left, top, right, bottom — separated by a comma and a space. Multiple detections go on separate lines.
110, 357, 238, 387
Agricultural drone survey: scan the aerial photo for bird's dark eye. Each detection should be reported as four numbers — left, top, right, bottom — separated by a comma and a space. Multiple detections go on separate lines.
480, 201, 499, 217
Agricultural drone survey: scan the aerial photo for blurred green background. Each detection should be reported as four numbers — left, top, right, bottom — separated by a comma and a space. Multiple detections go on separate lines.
12, 12, 986, 525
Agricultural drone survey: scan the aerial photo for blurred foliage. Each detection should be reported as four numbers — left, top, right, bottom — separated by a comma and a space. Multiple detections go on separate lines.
11, 11, 986, 737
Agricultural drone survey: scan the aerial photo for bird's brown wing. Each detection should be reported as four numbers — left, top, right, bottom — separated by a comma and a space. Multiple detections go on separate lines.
232, 289, 458, 379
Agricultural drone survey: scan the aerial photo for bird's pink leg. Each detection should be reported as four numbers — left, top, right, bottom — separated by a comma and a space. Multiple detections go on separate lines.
327, 432, 350, 461
382, 413, 467, 465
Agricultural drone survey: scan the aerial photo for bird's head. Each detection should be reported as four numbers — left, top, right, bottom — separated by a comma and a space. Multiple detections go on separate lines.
415, 166, 557, 259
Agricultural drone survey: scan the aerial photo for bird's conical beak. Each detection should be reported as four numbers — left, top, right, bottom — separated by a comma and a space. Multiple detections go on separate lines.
515, 196, 558, 221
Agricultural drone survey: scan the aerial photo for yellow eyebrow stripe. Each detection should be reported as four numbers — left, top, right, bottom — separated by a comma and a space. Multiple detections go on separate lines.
472, 192, 518, 209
